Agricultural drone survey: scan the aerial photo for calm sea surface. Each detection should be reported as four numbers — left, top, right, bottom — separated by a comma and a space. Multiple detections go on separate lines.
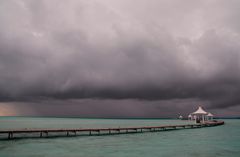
0, 117, 239, 157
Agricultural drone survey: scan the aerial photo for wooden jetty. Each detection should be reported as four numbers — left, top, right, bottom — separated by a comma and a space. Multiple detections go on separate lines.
0, 120, 224, 140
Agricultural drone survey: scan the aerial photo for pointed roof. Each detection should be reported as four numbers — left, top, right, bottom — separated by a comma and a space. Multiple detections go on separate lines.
188, 114, 192, 117
207, 112, 214, 117
192, 106, 208, 115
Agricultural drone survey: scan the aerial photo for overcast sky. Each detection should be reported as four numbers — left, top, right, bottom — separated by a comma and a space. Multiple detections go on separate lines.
0, 0, 240, 117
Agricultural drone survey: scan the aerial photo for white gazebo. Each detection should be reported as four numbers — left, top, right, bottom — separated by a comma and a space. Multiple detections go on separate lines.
179, 115, 183, 120
207, 112, 214, 120
188, 114, 192, 120
191, 106, 208, 123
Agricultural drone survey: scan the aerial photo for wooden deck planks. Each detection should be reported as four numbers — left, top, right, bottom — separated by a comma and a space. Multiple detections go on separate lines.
0, 120, 224, 140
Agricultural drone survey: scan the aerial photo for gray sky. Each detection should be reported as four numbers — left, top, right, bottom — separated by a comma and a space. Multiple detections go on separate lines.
0, 0, 240, 117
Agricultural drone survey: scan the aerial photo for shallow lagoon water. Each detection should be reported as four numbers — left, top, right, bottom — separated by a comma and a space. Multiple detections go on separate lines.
0, 117, 239, 157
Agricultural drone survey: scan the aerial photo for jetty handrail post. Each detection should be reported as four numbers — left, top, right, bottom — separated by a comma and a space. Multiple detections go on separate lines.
11, 132, 13, 139
8, 132, 13, 139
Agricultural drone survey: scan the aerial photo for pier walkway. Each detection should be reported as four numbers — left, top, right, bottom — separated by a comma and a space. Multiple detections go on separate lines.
0, 120, 224, 140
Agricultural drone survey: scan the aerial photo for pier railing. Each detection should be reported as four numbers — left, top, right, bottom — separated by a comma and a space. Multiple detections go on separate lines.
0, 120, 224, 140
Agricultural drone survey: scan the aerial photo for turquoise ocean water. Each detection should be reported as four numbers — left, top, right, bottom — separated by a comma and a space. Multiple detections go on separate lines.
0, 117, 239, 157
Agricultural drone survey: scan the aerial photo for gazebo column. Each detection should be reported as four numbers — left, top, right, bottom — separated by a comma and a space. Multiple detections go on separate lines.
202, 115, 205, 123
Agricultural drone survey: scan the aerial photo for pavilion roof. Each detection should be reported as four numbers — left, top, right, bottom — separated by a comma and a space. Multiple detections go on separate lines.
191, 106, 208, 115
207, 112, 214, 117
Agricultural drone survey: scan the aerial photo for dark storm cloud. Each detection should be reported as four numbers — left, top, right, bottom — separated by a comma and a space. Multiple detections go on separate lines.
0, 0, 240, 116
0, 99, 209, 118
